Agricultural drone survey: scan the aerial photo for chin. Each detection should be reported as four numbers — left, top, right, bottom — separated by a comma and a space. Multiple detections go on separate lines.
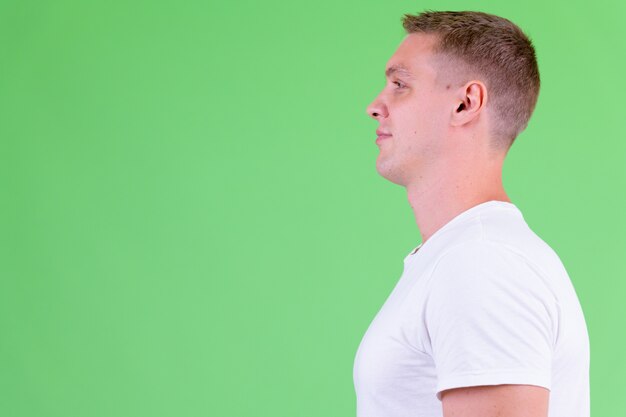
376, 161, 408, 186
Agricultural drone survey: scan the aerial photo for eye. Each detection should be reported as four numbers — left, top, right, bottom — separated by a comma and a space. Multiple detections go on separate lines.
393, 80, 405, 89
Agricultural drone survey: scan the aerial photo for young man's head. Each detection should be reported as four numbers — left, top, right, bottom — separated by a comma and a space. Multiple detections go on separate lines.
367, 10, 540, 187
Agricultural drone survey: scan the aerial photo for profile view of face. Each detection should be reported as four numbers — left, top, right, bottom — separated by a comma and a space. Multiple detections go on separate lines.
367, 33, 456, 187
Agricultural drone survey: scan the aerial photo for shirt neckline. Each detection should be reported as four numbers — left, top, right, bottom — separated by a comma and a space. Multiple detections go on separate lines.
405, 200, 520, 259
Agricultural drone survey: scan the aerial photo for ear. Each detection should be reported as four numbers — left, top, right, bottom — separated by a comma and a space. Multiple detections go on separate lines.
450, 80, 487, 127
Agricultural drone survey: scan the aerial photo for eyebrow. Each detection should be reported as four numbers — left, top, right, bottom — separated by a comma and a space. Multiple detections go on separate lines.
385, 65, 414, 79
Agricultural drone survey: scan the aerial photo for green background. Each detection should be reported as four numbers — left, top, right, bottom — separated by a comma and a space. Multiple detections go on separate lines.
1, 0, 624, 415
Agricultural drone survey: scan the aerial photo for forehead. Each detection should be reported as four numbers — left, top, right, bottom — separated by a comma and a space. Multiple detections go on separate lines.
385, 33, 439, 80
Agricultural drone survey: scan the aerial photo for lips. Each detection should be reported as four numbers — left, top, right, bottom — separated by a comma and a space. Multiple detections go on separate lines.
375, 128, 392, 145
375, 133, 392, 145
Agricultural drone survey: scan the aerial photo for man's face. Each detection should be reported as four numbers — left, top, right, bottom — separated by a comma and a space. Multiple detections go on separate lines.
367, 33, 454, 186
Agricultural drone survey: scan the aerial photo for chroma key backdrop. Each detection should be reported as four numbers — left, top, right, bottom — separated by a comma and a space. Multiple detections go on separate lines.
1, 1, 624, 416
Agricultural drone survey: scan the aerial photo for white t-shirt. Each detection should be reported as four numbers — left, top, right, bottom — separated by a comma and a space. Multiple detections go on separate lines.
353, 200, 589, 417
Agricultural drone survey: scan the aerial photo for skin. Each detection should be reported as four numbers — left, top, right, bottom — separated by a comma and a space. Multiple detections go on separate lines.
366, 33, 550, 417
440, 384, 549, 417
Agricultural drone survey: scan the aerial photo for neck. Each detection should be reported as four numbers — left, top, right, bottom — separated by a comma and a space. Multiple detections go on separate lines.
406, 160, 510, 244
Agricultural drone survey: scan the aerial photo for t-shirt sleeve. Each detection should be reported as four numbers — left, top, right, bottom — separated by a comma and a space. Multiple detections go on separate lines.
423, 241, 558, 402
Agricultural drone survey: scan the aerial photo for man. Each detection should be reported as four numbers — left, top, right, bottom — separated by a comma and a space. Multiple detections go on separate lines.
353, 10, 589, 417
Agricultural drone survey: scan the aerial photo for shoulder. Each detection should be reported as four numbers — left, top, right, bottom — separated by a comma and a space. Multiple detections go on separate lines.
428, 239, 549, 288
422, 241, 557, 400
423, 239, 559, 320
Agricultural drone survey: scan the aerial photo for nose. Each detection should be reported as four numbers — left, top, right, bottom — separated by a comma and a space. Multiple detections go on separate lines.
366, 95, 388, 120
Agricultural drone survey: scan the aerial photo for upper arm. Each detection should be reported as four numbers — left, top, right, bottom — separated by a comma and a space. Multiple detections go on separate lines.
441, 384, 549, 417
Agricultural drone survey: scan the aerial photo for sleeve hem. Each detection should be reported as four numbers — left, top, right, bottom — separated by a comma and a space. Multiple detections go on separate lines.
435, 369, 551, 402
